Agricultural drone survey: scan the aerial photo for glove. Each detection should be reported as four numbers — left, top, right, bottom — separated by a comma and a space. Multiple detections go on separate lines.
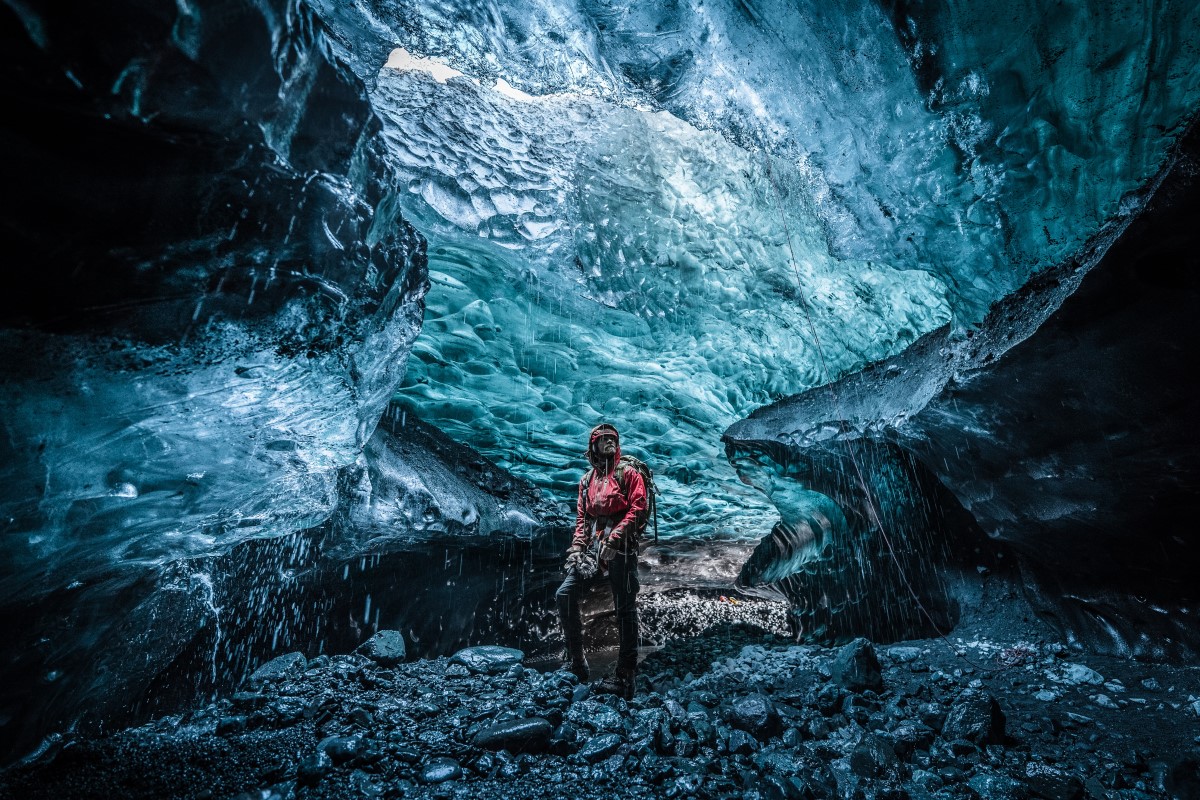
598, 543, 618, 565
565, 545, 588, 572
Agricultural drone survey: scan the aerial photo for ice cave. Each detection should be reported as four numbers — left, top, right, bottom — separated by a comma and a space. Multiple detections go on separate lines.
1, 0, 1199, 797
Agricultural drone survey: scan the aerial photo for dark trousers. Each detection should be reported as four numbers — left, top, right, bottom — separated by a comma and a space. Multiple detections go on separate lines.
556, 550, 640, 671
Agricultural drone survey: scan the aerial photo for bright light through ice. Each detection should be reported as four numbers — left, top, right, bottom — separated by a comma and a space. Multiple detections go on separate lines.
384, 48, 465, 84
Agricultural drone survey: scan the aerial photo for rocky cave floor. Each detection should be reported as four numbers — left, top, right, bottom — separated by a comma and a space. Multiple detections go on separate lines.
3, 593, 1200, 800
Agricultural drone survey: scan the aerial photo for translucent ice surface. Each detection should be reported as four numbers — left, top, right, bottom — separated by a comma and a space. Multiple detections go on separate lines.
335, 0, 1200, 535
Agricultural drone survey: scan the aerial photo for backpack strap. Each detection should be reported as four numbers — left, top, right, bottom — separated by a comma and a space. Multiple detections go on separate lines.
580, 467, 595, 517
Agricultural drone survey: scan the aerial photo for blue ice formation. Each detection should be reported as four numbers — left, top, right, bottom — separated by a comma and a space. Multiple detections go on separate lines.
336, 0, 1200, 539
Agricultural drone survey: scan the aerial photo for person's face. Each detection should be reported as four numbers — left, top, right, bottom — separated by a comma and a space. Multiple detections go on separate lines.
593, 433, 617, 457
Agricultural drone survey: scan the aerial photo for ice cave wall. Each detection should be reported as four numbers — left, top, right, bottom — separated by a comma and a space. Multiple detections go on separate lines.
725, 118, 1200, 660
0, 0, 437, 762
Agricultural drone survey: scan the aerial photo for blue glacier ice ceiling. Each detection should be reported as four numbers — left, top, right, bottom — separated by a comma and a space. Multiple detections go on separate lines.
330, 0, 1200, 536
1, 0, 1200, 766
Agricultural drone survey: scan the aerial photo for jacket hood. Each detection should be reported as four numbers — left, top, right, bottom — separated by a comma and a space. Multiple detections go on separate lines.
586, 423, 621, 471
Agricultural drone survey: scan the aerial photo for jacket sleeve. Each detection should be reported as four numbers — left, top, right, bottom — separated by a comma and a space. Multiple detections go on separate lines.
608, 469, 647, 545
572, 474, 591, 548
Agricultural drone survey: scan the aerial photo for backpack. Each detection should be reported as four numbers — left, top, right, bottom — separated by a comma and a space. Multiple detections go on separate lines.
582, 454, 659, 544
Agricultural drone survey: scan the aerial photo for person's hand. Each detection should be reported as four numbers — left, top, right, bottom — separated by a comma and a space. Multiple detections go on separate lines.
598, 543, 617, 568
565, 545, 585, 573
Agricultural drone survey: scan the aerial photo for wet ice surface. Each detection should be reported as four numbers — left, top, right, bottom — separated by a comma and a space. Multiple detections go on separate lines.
5, 617, 1199, 800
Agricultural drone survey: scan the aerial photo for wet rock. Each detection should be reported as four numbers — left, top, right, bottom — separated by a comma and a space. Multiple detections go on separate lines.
421, 757, 463, 783
355, 630, 407, 667
297, 750, 333, 786
849, 732, 899, 778
230, 692, 268, 711
1062, 664, 1105, 686
1024, 762, 1085, 800
450, 645, 524, 675
215, 716, 248, 736
755, 748, 805, 776
918, 701, 948, 732
891, 722, 937, 756
579, 733, 623, 763
729, 693, 783, 741
969, 772, 1030, 800
725, 728, 759, 755
830, 638, 884, 693
567, 700, 623, 733
247, 652, 307, 687
348, 707, 374, 728
889, 646, 923, 663
942, 690, 1005, 745
318, 735, 363, 764
473, 717, 554, 753
816, 683, 843, 716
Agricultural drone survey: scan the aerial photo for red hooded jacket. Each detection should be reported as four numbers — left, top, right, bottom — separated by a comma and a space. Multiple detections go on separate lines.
573, 424, 647, 550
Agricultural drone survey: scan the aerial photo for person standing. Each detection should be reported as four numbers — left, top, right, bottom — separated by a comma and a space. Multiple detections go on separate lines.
556, 423, 647, 699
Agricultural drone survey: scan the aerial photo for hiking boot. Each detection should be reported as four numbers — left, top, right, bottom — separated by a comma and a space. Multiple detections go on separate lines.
566, 658, 590, 684
594, 666, 636, 700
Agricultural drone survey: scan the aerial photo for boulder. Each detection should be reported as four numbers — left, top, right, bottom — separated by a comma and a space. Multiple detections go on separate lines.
579, 733, 623, 763
729, 693, 783, 741
849, 733, 899, 778
247, 652, 307, 687
450, 645, 524, 674
421, 757, 463, 783
969, 772, 1030, 800
1024, 763, 1084, 800
473, 717, 554, 753
355, 630, 407, 666
942, 690, 1005, 745
830, 638, 884, 693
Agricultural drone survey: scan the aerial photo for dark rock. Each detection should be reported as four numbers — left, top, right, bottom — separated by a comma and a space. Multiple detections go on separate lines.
726, 728, 759, 755
850, 733, 899, 778
298, 750, 333, 786
247, 652, 307, 687
756, 748, 805, 776
830, 638, 884, 693
318, 735, 363, 764
1024, 762, 1085, 800
579, 733, 623, 763
806, 718, 831, 739
919, 702, 948, 732
1167, 753, 1200, 800
473, 717, 554, 753
421, 757, 463, 783
215, 716, 248, 736
968, 773, 1029, 800
230, 692, 268, 711
355, 630, 407, 666
943, 690, 1005, 745
729, 693, 783, 741
450, 645, 524, 674
891, 722, 937, 756
348, 707, 374, 728
816, 683, 843, 715
567, 700, 623, 733
393, 745, 421, 763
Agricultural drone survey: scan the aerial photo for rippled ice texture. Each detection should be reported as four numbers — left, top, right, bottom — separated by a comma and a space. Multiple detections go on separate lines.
332, 0, 1200, 534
